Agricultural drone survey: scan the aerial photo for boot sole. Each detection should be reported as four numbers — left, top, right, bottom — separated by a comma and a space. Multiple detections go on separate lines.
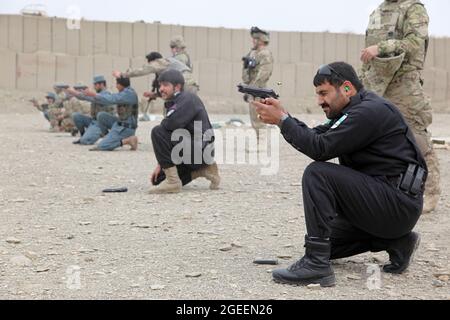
273, 274, 336, 288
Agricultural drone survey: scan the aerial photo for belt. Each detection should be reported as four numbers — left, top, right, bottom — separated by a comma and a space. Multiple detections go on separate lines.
385, 164, 426, 198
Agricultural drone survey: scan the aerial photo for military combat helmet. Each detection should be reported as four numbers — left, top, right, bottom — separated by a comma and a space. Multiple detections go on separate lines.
170, 36, 186, 49
251, 26, 270, 43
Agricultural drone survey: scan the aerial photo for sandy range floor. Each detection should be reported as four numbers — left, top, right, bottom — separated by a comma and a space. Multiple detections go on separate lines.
0, 111, 449, 300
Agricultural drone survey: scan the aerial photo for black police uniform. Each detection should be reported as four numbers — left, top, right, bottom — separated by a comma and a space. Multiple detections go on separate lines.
279, 89, 427, 259
151, 90, 215, 186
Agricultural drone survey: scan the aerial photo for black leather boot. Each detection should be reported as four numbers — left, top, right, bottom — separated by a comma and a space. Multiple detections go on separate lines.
381, 232, 421, 274
272, 236, 336, 287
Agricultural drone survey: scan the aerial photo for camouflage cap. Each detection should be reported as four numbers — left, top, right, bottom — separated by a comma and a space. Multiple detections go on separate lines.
361, 52, 405, 96
170, 36, 186, 49
46, 92, 56, 100
251, 26, 270, 43
93, 75, 106, 84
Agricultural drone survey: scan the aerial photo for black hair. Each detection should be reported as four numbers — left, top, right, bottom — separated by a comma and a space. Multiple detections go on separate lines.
116, 77, 131, 88
146, 52, 163, 62
313, 61, 364, 92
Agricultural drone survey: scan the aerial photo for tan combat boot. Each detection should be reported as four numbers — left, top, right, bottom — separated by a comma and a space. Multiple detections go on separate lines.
423, 194, 440, 214
122, 136, 138, 151
191, 163, 221, 190
149, 167, 182, 194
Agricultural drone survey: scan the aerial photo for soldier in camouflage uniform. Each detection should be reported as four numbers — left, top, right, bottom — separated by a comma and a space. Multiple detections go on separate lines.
30, 93, 55, 126
113, 52, 199, 95
170, 36, 193, 70
48, 84, 78, 135
113, 52, 199, 119
360, 0, 440, 214
46, 86, 67, 132
69, 76, 116, 145
242, 27, 274, 134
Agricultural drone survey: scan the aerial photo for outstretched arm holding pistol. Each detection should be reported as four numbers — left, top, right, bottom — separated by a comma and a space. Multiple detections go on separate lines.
238, 84, 287, 125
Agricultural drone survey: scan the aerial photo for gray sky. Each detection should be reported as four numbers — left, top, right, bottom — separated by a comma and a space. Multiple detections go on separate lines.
1, 0, 449, 36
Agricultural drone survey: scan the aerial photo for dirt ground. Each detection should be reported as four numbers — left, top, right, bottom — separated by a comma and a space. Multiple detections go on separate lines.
0, 105, 449, 300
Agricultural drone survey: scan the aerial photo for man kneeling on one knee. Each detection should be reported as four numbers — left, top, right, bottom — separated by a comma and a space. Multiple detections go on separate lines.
149, 69, 220, 194
83, 77, 139, 151
252, 62, 427, 287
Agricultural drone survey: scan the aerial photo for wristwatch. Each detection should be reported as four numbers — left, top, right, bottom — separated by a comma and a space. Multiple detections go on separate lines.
278, 113, 289, 128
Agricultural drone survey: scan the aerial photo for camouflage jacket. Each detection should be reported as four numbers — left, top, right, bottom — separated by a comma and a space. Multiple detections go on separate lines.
365, 0, 429, 75
173, 50, 193, 70
122, 58, 198, 89
242, 47, 274, 88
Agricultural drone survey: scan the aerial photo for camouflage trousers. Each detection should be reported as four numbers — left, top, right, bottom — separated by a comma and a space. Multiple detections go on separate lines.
248, 102, 266, 132
384, 71, 441, 211
48, 108, 76, 133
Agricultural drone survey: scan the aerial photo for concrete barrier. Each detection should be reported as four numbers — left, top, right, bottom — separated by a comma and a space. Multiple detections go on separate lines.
0, 50, 17, 89
207, 28, 221, 60
231, 29, 246, 62
290, 32, 301, 64
301, 32, 314, 64
37, 53, 56, 89
158, 24, 171, 57
0, 15, 8, 49
312, 32, 325, 66
133, 22, 147, 58
278, 32, 291, 64
279, 64, 295, 98
93, 55, 113, 89
76, 56, 94, 86
336, 33, 348, 62
198, 60, 217, 95
9, 15, 24, 53
119, 22, 133, 58
434, 38, 446, 70
17, 53, 38, 90
94, 21, 107, 55
80, 20, 94, 56
347, 34, 361, 68
183, 26, 197, 60
55, 55, 76, 85
106, 22, 121, 56
296, 63, 315, 97
37, 17, 52, 52
23, 16, 38, 53
434, 68, 448, 102
0, 14, 449, 110
324, 33, 337, 64
67, 28, 80, 56
52, 18, 67, 54
219, 28, 232, 61
146, 23, 159, 53
216, 61, 233, 97
446, 38, 450, 71
196, 27, 209, 60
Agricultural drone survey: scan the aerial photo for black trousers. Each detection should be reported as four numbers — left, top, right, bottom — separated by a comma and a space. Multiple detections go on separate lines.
151, 125, 209, 186
302, 162, 423, 259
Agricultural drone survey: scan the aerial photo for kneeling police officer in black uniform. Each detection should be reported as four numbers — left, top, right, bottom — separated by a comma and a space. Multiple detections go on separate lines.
149, 69, 221, 194
252, 61, 427, 287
